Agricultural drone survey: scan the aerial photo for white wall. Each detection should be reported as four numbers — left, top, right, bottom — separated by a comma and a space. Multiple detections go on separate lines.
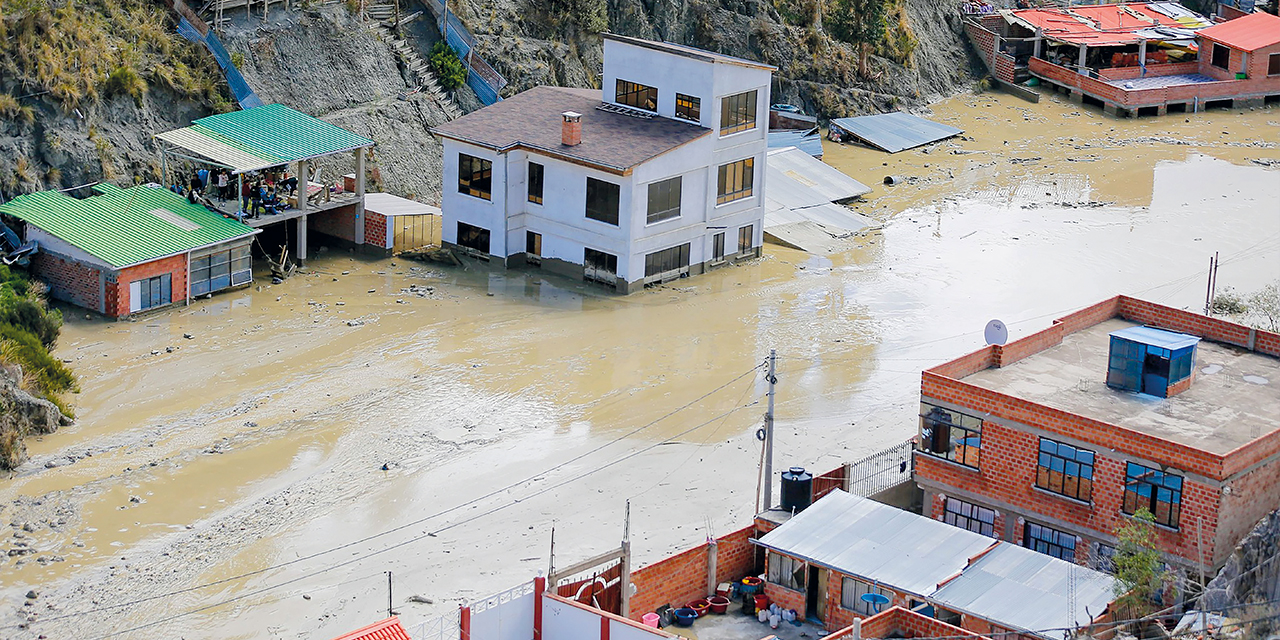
469, 589, 535, 640
542, 596, 602, 640
602, 40, 716, 126
441, 138, 509, 256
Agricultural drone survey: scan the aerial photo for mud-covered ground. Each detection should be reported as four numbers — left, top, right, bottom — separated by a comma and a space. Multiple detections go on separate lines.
2, 90, 1278, 640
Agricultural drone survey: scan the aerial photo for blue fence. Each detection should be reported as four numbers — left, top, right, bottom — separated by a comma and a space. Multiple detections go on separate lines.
177, 18, 265, 110
426, 0, 506, 105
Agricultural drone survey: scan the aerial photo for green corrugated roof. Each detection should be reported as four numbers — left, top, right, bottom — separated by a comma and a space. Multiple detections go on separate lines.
155, 104, 375, 174
0, 184, 257, 269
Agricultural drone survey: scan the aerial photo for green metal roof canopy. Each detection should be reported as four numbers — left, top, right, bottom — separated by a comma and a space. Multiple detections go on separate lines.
0, 184, 257, 269
154, 104, 375, 174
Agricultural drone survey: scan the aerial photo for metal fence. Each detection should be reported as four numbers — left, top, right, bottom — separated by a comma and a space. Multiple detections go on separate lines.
422, 0, 507, 104
846, 438, 916, 498
406, 609, 461, 640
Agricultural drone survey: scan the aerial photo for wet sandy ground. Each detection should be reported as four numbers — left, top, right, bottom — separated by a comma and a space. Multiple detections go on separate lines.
1, 90, 1278, 639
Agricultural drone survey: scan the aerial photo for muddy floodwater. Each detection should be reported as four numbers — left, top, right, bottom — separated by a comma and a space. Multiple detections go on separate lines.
2, 91, 1278, 639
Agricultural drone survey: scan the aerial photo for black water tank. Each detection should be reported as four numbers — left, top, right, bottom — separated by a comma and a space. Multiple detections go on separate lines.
780, 467, 813, 513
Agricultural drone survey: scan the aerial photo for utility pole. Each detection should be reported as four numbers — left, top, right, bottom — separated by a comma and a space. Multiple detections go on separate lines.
386, 571, 394, 618
1203, 252, 1219, 315
762, 349, 778, 512
620, 501, 632, 618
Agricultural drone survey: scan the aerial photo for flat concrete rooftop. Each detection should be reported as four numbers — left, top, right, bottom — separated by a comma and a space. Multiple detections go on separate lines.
962, 318, 1280, 455
666, 609, 830, 640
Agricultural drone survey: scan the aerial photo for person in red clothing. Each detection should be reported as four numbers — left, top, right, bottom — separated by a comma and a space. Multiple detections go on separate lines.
241, 179, 253, 215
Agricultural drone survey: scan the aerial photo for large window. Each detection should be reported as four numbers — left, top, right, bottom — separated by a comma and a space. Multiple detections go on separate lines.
1023, 521, 1076, 562
586, 177, 620, 226
1270, 53, 1280, 76
129, 273, 171, 313
1211, 44, 1230, 70
190, 245, 252, 297
1123, 462, 1183, 528
767, 552, 805, 592
720, 90, 758, 135
646, 176, 682, 224
918, 402, 983, 469
717, 158, 755, 205
943, 497, 996, 537
737, 225, 754, 253
644, 243, 691, 278
584, 247, 618, 286
458, 153, 492, 200
615, 79, 657, 111
528, 162, 544, 205
457, 221, 491, 254
841, 577, 890, 615
1036, 438, 1095, 502
675, 93, 701, 122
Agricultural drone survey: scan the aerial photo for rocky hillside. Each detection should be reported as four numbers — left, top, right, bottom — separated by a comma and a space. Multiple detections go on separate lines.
452, 0, 981, 117
0, 365, 70, 470
1202, 509, 1280, 638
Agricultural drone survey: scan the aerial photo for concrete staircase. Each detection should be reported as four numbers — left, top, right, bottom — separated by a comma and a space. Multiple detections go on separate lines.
373, 24, 463, 120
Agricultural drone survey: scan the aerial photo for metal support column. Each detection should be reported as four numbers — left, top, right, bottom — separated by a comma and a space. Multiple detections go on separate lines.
297, 159, 309, 266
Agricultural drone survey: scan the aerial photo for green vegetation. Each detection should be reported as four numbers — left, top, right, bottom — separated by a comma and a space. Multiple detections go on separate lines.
878, 0, 918, 67
0, 266, 76, 416
1211, 280, 1280, 331
546, 0, 608, 34
0, 0, 225, 112
1111, 508, 1174, 621
429, 41, 467, 91
828, 0, 890, 78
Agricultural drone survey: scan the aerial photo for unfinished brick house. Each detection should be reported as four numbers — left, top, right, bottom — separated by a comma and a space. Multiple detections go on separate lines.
915, 295, 1280, 575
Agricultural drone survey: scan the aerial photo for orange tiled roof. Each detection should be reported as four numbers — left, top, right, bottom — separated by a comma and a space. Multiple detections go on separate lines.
326, 617, 412, 640
1012, 4, 1186, 46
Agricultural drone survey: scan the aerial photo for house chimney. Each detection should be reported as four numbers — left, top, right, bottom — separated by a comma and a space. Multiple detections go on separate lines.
561, 111, 582, 146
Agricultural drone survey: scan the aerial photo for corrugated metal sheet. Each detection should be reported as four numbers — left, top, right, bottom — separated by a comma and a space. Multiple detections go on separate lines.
756, 491, 997, 597
1111, 326, 1200, 350
364, 193, 441, 217
830, 112, 963, 154
767, 129, 824, 158
156, 104, 375, 174
0, 184, 256, 268
763, 147, 874, 253
326, 617, 412, 640
929, 543, 1117, 640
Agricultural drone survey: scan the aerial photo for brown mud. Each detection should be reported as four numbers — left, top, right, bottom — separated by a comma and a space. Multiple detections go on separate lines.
0, 89, 1277, 639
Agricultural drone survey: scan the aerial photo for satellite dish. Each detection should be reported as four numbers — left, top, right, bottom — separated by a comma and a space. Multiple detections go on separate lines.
861, 592, 891, 613
984, 319, 1009, 346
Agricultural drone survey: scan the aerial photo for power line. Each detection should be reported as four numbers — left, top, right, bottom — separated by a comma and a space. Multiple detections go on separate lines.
17, 364, 765, 632
85, 400, 764, 639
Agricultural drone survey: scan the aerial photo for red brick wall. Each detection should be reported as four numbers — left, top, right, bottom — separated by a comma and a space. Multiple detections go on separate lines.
1098, 62, 1201, 81
627, 525, 758, 620
108, 254, 188, 318
762, 580, 806, 619
31, 252, 102, 314
826, 606, 985, 640
365, 212, 390, 248
1212, 455, 1280, 566
963, 17, 1017, 84
309, 204, 358, 243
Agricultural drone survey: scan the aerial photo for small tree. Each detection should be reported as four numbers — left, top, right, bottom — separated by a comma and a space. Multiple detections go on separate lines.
428, 41, 467, 91
1246, 280, 1279, 332
828, 0, 890, 78
1112, 508, 1173, 621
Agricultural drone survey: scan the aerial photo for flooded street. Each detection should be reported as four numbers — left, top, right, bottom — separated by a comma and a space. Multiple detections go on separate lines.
2, 90, 1278, 639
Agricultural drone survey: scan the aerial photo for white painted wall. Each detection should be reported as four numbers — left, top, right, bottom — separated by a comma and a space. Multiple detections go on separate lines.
25, 227, 114, 269
542, 596, 602, 640
469, 589, 535, 640
441, 37, 770, 287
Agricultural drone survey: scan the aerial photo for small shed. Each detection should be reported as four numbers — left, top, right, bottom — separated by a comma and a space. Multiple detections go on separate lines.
364, 193, 441, 252
1105, 326, 1199, 398
829, 112, 963, 153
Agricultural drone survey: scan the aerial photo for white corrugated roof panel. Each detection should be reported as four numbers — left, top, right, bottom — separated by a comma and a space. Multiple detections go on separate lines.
755, 491, 997, 597
364, 193, 441, 217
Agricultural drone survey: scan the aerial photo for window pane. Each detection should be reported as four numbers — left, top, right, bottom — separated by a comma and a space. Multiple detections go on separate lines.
586, 178, 620, 225
528, 162, 544, 204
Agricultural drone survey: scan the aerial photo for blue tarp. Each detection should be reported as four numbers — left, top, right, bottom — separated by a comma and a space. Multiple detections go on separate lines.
829, 112, 963, 154
177, 18, 264, 110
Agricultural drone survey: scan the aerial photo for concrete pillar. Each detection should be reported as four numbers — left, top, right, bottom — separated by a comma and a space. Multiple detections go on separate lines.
296, 215, 307, 266
1157, 104, 1168, 115
1033, 29, 1043, 59
1138, 39, 1148, 74
297, 159, 309, 216
706, 539, 719, 598
1077, 44, 1088, 75
1070, 90, 1084, 105
619, 540, 631, 618
354, 149, 366, 245
992, 33, 1002, 73
533, 576, 545, 640
1104, 102, 1120, 116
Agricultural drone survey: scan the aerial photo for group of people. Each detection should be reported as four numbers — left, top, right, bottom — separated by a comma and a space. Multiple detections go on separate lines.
960, 0, 996, 14
168, 165, 303, 221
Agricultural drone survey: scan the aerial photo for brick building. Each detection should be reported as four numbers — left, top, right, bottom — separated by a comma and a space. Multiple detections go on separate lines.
0, 184, 257, 318
754, 490, 1116, 638
915, 296, 1280, 575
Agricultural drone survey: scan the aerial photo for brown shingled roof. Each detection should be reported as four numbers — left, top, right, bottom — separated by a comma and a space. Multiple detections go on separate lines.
430, 86, 711, 174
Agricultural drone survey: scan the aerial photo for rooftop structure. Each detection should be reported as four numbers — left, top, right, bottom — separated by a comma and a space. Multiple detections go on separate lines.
914, 295, 1280, 573
828, 113, 964, 154
962, 4, 1280, 116
154, 103, 377, 266
763, 147, 874, 254
432, 33, 773, 292
0, 184, 257, 318
756, 491, 1116, 639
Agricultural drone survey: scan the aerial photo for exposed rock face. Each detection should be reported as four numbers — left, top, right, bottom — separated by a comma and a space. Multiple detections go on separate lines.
448, 0, 981, 118
0, 366, 68, 470
1202, 509, 1280, 638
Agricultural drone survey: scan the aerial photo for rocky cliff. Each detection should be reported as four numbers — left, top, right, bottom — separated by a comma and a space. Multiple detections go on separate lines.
1202, 509, 1280, 638
0, 365, 69, 470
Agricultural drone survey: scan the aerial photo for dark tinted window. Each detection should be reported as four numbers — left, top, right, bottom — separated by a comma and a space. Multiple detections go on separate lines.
586, 177, 620, 225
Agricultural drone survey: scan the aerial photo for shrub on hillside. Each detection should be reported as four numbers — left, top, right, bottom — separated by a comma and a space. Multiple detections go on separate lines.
105, 66, 147, 106
429, 41, 467, 91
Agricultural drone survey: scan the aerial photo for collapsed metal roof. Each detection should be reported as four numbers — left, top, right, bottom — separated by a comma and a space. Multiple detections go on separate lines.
829, 112, 963, 154
763, 147, 875, 253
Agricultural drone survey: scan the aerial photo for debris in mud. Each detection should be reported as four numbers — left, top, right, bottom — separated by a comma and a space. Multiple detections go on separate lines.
25, 590, 37, 600
183, 333, 194, 339
406, 595, 433, 604
347, 320, 365, 327
1250, 158, 1280, 167
1010, 156, 1042, 164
